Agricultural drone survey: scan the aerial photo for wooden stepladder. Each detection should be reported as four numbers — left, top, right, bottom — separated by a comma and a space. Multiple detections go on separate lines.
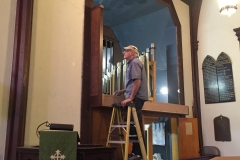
106, 103, 147, 160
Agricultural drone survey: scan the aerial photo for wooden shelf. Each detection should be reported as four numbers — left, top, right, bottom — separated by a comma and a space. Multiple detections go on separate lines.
142, 101, 189, 117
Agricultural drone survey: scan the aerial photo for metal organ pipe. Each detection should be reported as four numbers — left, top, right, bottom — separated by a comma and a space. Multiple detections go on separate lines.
102, 73, 105, 93
139, 53, 145, 65
150, 43, 156, 61
103, 74, 108, 94
122, 59, 127, 90
106, 69, 111, 94
116, 62, 122, 91
102, 43, 156, 98
111, 66, 115, 95
145, 48, 151, 97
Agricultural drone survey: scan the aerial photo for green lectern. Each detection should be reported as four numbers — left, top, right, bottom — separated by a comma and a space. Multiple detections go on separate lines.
39, 131, 77, 160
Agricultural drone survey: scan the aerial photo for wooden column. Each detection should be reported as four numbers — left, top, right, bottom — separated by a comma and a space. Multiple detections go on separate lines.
80, 1, 105, 145
80, 5, 93, 144
233, 27, 240, 47
4, 0, 34, 160
90, 5, 104, 108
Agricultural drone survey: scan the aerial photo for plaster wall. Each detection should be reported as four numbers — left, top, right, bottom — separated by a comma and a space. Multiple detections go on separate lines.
25, 0, 85, 146
0, 0, 17, 159
198, 0, 240, 156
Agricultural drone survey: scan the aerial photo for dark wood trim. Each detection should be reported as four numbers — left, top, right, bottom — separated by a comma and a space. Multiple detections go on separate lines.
80, 4, 104, 144
182, 0, 204, 155
233, 27, 240, 42
80, 6, 92, 144
89, 5, 104, 108
4, 0, 34, 160
158, 0, 185, 105
85, 0, 94, 8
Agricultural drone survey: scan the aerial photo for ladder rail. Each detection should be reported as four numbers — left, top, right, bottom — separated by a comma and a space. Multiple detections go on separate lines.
116, 108, 125, 158
132, 107, 147, 160
106, 105, 147, 160
124, 106, 131, 160
106, 107, 116, 146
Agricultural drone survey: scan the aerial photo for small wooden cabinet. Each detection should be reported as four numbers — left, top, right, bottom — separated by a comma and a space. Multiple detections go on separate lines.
17, 145, 116, 160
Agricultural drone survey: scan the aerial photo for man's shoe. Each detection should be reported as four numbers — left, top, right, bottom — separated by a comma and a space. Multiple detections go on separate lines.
128, 153, 142, 160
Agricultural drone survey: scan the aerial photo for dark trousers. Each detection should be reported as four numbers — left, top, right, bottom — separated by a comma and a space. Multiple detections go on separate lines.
124, 98, 146, 156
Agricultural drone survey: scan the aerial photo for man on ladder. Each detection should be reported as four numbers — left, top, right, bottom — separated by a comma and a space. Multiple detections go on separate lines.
115, 45, 148, 160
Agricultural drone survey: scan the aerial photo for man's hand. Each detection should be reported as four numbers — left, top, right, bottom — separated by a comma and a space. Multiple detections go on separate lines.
114, 89, 125, 96
121, 98, 133, 107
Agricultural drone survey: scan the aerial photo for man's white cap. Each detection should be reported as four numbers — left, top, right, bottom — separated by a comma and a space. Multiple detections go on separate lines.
124, 45, 139, 56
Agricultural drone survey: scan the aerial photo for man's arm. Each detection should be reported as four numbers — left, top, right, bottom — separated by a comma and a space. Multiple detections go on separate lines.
114, 89, 126, 96
121, 79, 141, 106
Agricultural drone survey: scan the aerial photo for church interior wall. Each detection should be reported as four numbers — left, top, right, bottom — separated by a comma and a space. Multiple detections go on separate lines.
198, 0, 240, 156
0, 0, 206, 158
24, 0, 85, 146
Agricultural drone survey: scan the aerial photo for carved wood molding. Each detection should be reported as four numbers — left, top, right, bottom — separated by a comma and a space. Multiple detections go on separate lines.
5, 0, 34, 160
233, 27, 240, 42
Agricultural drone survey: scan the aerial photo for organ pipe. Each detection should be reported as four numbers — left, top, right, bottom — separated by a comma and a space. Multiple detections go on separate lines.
102, 43, 156, 101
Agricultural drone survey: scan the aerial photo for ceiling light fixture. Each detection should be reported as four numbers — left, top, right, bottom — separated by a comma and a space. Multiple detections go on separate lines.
218, 0, 238, 17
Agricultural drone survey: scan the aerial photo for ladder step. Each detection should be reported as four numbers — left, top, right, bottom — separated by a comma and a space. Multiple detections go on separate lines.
106, 105, 147, 160
108, 140, 139, 144
108, 140, 126, 144
108, 134, 137, 138
129, 135, 138, 137
111, 125, 127, 127
109, 134, 124, 137
129, 140, 139, 143
119, 122, 135, 125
